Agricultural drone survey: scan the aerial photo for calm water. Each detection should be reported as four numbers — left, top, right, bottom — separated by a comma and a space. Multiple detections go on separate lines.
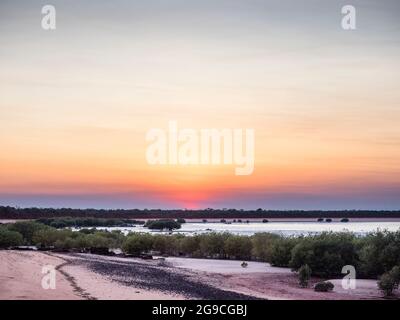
91, 221, 400, 236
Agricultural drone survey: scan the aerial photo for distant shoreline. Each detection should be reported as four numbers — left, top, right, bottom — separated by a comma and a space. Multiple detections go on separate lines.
3, 217, 400, 224
2, 206, 400, 220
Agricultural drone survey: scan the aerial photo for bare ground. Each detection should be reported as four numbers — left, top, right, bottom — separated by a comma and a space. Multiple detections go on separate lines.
0, 250, 391, 300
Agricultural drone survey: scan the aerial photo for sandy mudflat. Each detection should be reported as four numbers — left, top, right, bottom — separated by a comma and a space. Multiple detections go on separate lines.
0, 251, 185, 300
0, 250, 255, 300
200, 272, 383, 300
0, 250, 388, 300
164, 257, 384, 300
59, 257, 183, 300
54, 253, 256, 300
0, 251, 79, 300
165, 257, 292, 274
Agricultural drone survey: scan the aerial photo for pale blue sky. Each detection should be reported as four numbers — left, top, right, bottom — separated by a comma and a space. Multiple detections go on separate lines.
1, 1, 400, 209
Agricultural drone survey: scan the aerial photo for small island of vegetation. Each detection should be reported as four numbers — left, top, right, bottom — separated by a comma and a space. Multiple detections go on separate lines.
144, 219, 182, 230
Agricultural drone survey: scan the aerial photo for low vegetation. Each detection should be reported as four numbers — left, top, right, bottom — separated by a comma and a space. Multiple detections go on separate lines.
36, 217, 144, 228
289, 232, 358, 277
314, 281, 334, 292
0, 227, 24, 248
378, 266, 400, 296
144, 219, 181, 230
298, 264, 312, 288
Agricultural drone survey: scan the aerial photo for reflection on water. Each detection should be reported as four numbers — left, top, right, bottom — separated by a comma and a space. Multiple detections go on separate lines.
91, 221, 400, 237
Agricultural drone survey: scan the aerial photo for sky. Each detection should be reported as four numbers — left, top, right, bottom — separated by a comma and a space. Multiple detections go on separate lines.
1, 0, 400, 210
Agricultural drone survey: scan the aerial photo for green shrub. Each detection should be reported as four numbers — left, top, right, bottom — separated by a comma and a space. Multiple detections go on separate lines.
73, 234, 91, 250
199, 233, 228, 258
144, 220, 181, 230
95, 230, 125, 248
389, 265, 400, 284
289, 233, 358, 277
152, 235, 180, 255
50, 220, 68, 228
8, 221, 47, 244
180, 235, 201, 257
86, 233, 115, 249
224, 235, 252, 259
314, 281, 334, 292
378, 273, 397, 296
122, 233, 153, 255
32, 227, 62, 247
378, 266, 400, 297
36, 217, 141, 228
0, 227, 24, 248
298, 264, 312, 288
78, 228, 96, 234
251, 233, 280, 262
54, 237, 76, 250
269, 238, 298, 267
357, 231, 400, 278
